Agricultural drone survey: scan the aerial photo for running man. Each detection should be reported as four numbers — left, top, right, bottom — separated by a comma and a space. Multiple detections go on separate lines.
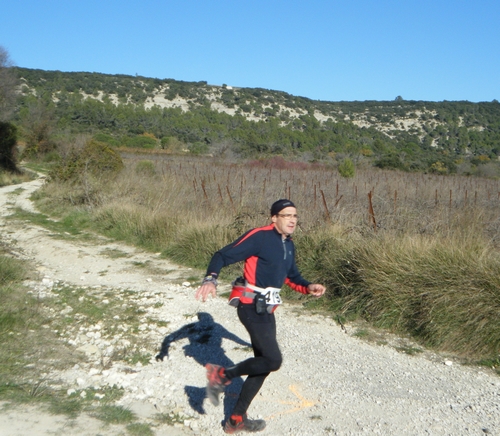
195, 199, 326, 433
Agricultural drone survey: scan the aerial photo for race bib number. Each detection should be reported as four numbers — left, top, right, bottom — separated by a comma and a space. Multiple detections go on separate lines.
264, 289, 282, 305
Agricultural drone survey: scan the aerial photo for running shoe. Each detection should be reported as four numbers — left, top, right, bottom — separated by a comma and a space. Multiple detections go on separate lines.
224, 414, 266, 433
205, 363, 230, 406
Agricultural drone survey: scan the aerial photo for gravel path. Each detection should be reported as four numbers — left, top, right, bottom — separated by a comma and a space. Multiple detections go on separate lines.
0, 177, 499, 436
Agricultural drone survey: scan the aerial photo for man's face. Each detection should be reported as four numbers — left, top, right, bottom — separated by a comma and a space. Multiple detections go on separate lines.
272, 206, 298, 236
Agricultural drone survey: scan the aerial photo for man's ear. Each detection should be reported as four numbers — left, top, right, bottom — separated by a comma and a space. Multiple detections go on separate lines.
271, 215, 277, 223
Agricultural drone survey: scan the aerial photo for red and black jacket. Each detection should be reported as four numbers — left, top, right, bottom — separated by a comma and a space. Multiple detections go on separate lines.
206, 223, 310, 294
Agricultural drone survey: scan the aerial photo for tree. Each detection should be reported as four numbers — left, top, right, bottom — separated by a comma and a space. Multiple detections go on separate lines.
0, 46, 18, 121
0, 47, 20, 172
338, 157, 355, 178
0, 121, 20, 173
20, 98, 56, 157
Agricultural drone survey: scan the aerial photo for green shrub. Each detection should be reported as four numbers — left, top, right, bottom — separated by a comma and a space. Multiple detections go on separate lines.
374, 153, 408, 171
50, 139, 123, 181
160, 136, 185, 152
123, 135, 157, 149
135, 160, 156, 176
338, 157, 355, 178
42, 150, 60, 163
93, 133, 119, 147
188, 142, 209, 155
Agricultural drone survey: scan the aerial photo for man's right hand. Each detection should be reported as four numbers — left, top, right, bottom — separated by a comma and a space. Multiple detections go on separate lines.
195, 282, 217, 302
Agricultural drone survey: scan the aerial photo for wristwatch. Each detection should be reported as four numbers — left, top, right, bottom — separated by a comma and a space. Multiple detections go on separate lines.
202, 273, 218, 287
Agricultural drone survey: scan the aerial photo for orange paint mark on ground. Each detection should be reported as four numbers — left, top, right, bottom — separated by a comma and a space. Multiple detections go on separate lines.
265, 384, 316, 420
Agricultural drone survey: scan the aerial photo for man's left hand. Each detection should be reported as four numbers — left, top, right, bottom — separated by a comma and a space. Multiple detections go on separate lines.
307, 283, 326, 297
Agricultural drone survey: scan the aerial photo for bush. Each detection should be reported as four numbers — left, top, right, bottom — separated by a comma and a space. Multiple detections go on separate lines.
123, 135, 157, 149
374, 153, 408, 171
93, 133, 119, 147
135, 160, 155, 176
429, 161, 448, 174
160, 136, 185, 152
338, 157, 355, 178
50, 139, 123, 181
188, 142, 209, 155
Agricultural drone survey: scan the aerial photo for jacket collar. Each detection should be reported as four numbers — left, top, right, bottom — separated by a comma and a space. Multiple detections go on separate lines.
271, 223, 292, 240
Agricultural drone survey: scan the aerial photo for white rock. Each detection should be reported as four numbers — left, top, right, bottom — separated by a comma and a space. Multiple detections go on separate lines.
76, 344, 100, 355
41, 278, 54, 287
60, 306, 74, 315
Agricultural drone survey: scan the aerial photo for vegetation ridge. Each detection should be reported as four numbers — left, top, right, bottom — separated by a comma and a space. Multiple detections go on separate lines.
13, 67, 500, 176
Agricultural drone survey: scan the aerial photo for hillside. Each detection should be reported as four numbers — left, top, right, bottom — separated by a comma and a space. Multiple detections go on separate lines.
13, 67, 500, 175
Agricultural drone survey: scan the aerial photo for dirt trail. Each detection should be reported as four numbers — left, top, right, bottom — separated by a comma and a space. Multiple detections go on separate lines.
0, 177, 499, 436
0, 177, 192, 436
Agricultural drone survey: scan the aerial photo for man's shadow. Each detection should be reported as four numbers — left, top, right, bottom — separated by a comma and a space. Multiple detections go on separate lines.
155, 312, 250, 417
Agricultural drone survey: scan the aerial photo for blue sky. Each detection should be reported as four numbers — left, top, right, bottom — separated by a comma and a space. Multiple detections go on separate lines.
1, 0, 499, 102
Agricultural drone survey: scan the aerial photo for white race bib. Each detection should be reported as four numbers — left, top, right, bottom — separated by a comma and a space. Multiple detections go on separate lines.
264, 289, 282, 305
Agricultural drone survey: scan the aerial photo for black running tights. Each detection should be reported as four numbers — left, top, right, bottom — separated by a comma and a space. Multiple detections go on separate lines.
224, 302, 283, 416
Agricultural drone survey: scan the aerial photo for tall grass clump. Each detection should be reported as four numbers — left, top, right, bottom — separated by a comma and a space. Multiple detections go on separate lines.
164, 225, 241, 275
0, 169, 34, 187
0, 254, 25, 285
0, 254, 31, 345
92, 203, 180, 252
298, 226, 500, 358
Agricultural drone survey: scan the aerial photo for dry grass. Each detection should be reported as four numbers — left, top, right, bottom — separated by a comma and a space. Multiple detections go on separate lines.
31, 155, 500, 360
0, 169, 34, 187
